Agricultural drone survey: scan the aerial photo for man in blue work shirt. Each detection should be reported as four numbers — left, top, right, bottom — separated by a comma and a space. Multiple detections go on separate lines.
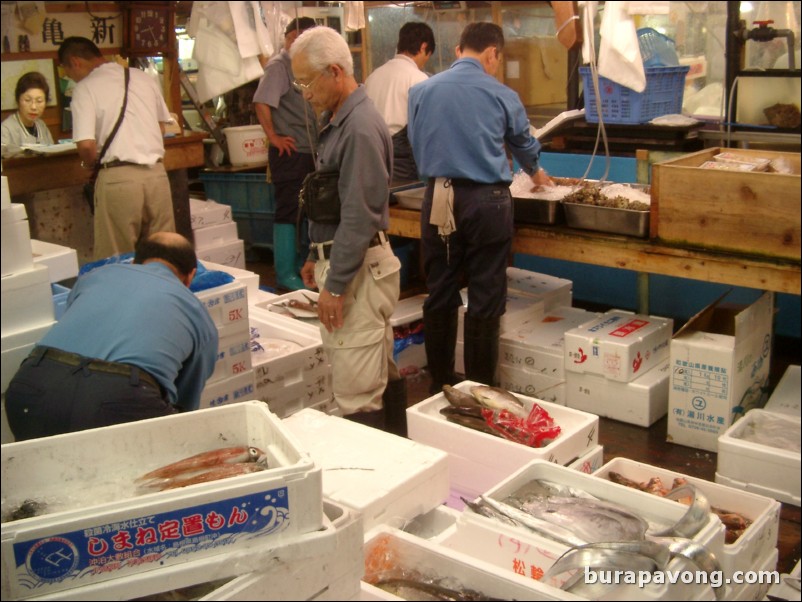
408, 22, 552, 392
5, 232, 218, 440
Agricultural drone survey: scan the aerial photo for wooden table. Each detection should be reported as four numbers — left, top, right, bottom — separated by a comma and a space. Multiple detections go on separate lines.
389, 207, 801, 297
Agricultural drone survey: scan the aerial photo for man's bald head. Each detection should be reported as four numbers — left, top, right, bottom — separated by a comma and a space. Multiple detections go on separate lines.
134, 232, 197, 280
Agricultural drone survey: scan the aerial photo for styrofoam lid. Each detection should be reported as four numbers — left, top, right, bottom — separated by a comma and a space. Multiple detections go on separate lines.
390, 294, 427, 326
1, 203, 27, 225
0, 262, 50, 292
764, 365, 801, 417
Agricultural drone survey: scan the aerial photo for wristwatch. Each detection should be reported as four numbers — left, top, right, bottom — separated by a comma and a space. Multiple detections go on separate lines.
328, 290, 341, 298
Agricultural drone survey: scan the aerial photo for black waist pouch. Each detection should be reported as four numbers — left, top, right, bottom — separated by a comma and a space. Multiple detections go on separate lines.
299, 169, 340, 224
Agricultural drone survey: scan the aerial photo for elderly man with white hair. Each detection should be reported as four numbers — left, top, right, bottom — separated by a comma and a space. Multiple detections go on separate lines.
290, 26, 407, 435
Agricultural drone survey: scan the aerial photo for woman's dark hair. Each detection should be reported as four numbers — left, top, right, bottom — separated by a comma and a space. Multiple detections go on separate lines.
15, 72, 50, 103
397, 22, 436, 56
459, 22, 505, 54
134, 234, 197, 277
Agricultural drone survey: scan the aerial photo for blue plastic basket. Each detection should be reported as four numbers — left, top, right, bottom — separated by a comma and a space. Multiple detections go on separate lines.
580, 65, 690, 124
199, 172, 275, 214
637, 28, 679, 68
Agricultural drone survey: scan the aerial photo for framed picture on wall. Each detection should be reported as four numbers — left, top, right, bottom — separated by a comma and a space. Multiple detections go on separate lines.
1, 58, 58, 111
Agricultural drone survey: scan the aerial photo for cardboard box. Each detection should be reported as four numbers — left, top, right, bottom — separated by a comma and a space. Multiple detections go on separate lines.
651, 148, 801, 260
667, 291, 773, 452
564, 310, 673, 383
1, 401, 323, 599
566, 359, 670, 427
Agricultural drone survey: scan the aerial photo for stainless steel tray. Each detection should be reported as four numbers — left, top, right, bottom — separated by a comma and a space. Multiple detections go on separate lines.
513, 197, 564, 225
563, 202, 650, 238
393, 186, 425, 210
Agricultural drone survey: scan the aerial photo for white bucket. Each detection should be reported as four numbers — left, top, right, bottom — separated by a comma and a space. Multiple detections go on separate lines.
223, 124, 268, 166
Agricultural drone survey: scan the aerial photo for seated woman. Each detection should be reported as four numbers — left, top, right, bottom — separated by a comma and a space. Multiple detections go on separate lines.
1, 71, 55, 154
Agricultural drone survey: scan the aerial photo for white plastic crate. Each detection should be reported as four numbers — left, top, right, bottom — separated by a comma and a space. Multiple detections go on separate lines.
199, 369, 256, 409
716, 408, 801, 506
25, 500, 357, 602
505, 267, 573, 311
189, 197, 233, 229
196, 239, 246, 269
200, 260, 260, 301
594, 457, 781, 577
1, 401, 323, 599
764, 364, 801, 417
194, 280, 249, 331
499, 306, 601, 380
564, 310, 673, 383
407, 380, 599, 496
283, 409, 449, 532
362, 526, 582, 600
1, 263, 55, 338
565, 359, 670, 427
497, 364, 566, 405
30, 239, 79, 283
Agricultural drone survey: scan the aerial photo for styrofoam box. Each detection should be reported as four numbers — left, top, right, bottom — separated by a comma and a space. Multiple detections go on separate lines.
566, 443, 604, 474
565, 359, 670, 427
249, 307, 328, 386
764, 364, 801, 417
30, 239, 79, 283
260, 372, 333, 419
194, 280, 249, 331
727, 546, 778, 602
390, 294, 427, 376
1, 321, 55, 393
716, 408, 801, 506
564, 310, 673, 382
1, 401, 323, 600
458, 288, 558, 339
1, 263, 55, 338
407, 380, 599, 496
201, 259, 260, 301
196, 238, 246, 270
25, 500, 357, 602
764, 557, 800, 602
189, 197, 233, 230
1, 206, 33, 277
497, 364, 566, 405
251, 288, 279, 306
1, 176, 10, 209
284, 409, 449, 532
309, 395, 340, 417
208, 322, 253, 384
362, 526, 582, 601
594, 457, 781, 576
459, 460, 725, 600
499, 306, 601, 380
199, 369, 256, 409
506, 267, 573, 311
193, 220, 239, 249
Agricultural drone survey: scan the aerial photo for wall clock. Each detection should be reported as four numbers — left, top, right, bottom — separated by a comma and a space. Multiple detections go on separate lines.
123, 2, 174, 57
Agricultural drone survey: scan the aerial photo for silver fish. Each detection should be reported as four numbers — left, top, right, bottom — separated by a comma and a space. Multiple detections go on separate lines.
442, 385, 482, 408
470, 385, 527, 417
374, 578, 503, 601
475, 495, 587, 547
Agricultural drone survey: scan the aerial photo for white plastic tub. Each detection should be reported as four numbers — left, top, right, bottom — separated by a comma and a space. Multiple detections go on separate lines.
223, 125, 267, 166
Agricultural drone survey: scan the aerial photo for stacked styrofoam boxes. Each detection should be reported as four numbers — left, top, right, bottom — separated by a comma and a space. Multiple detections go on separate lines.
440, 460, 725, 601
249, 306, 331, 418
407, 380, 599, 508
1, 401, 324, 600
594, 457, 781, 600
497, 306, 601, 406
455, 268, 573, 375
361, 526, 581, 600
390, 294, 427, 378
30, 238, 79, 284
195, 280, 256, 409
563, 310, 674, 426
284, 408, 450, 533
190, 197, 246, 269
201, 259, 260, 302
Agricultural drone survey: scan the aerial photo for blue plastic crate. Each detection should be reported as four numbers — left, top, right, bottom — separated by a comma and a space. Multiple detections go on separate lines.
199, 172, 275, 214
580, 66, 690, 124
233, 211, 274, 251
51, 283, 70, 320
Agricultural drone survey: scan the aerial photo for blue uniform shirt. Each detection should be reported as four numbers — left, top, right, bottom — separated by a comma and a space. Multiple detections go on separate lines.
407, 57, 542, 183
40, 262, 218, 411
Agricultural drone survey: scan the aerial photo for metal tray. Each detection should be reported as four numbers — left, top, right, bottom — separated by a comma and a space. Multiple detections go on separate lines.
563, 202, 650, 238
393, 186, 425, 210
513, 197, 564, 225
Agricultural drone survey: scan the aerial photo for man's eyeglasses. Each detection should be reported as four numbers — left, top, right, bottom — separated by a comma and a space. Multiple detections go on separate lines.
293, 69, 327, 92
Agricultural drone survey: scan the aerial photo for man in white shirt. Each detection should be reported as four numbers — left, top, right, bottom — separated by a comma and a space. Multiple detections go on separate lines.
59, 36, 175, 260
365, 22, 435, 182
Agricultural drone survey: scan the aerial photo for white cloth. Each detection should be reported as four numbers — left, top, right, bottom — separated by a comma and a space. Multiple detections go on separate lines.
430, 178, 455, 237
364, 55, 428, 136
71, 63, 170, 165
344, 1, 365, 32
597, 1, 645, 92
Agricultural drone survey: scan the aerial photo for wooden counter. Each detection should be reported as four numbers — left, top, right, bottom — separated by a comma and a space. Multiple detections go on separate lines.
389, 207, 802, 296
2, 132, 206, 196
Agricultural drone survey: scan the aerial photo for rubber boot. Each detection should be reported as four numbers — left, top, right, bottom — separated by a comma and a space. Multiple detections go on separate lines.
463, 315, 501, 386
423, 309, 459, 394
273, 223, 305, 291
382, 378, 408, 437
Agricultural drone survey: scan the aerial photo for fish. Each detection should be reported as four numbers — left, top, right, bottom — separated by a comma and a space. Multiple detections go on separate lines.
439, 406, 503, 437
474, 495, 587, 547
470, 385, 527, 417
136, 446, 266, 484
442, 385, 482, 409
373, 578, 504, 601
154, 462, 268, 491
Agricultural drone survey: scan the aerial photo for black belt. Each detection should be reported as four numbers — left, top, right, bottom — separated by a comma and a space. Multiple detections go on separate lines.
447, 178, 508, 188
311, 231, 387, 261
102, 159, 162, 169
30, 346, 161, 391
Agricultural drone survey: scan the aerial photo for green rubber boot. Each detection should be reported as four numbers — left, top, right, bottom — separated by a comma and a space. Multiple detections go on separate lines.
273, 223, 305, 291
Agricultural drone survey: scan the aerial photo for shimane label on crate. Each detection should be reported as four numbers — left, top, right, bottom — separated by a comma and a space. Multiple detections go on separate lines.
6, 486, 292, 598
